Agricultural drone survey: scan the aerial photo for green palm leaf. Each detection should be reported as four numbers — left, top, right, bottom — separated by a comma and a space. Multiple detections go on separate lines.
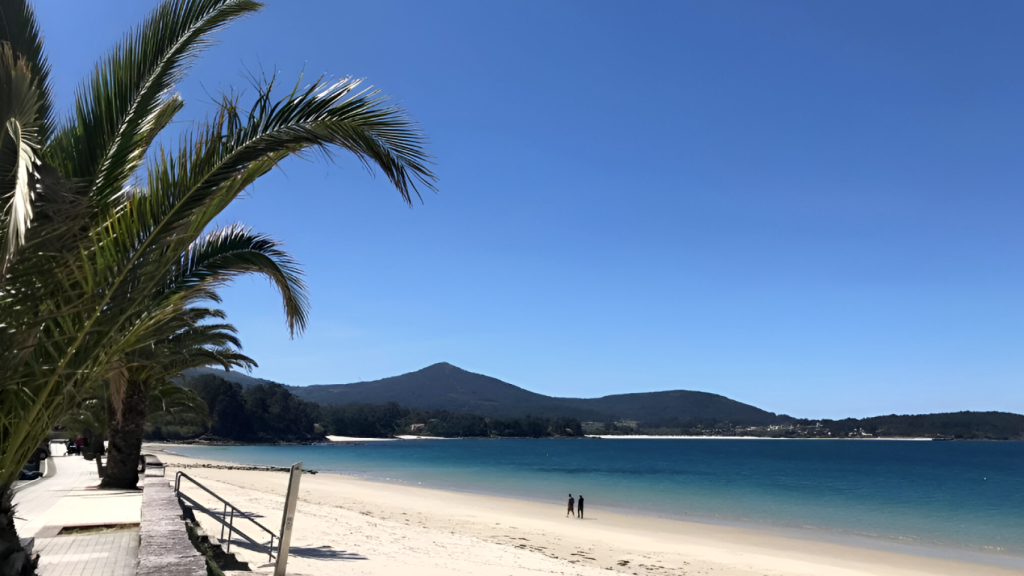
0, 0, 54, 139
46, 0, 261, 205
172, 224, 308, 334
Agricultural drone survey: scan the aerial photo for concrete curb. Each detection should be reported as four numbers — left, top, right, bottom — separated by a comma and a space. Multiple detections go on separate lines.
12, 453, 55, 494
137, 476, 207, 576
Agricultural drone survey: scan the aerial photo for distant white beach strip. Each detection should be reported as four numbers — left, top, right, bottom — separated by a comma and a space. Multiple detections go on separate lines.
585, 435, 770, 439
584, 435, 935, 440
325, 435, 457, 442
325, 435, 398, 442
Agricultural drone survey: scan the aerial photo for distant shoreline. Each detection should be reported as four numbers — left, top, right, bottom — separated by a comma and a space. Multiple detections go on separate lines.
146, 434, 991, 446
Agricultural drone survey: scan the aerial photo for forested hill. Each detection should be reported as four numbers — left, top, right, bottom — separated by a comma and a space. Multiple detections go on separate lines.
155, 374, 584, 441
175, 367, 1024, 440
182, 367, 277, 389
291, 362, 581, 418
228, 362, 782, 425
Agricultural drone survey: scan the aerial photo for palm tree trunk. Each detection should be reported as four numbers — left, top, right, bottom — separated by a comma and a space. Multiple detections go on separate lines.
0, 483, 38, 576
101, 380, 147, 490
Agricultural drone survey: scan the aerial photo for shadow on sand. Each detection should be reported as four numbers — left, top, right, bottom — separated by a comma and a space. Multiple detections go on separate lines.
233, 540, 367, 562
290, 545, 368, 561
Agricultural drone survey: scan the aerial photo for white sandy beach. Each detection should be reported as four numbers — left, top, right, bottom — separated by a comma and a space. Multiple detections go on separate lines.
149, 447, 1020, 576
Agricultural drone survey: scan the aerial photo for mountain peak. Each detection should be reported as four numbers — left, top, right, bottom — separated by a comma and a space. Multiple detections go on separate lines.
285, 364, 777, 424
416, 361, 463, 375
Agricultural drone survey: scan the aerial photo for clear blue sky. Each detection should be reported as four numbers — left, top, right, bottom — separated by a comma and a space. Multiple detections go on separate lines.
37, 1, 1023, 418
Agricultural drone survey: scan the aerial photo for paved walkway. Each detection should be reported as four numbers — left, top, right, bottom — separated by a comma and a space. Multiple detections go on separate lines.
13, 448, 144, 576
34, 529, 140, 576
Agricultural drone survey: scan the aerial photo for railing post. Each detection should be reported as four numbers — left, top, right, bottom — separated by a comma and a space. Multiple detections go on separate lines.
273, 462, 303, 576
226, 508, 234, 553
220, 503, 227, 540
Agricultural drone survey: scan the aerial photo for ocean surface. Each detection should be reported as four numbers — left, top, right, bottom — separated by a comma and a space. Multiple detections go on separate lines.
170, 439, 1024, 566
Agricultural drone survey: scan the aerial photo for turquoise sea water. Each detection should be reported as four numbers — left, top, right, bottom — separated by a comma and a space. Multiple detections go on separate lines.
170, 439, 1024, 566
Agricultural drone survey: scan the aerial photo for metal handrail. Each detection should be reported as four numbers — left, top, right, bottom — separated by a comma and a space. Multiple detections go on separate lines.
174, 471, 279, 561
176, 492, 272, 558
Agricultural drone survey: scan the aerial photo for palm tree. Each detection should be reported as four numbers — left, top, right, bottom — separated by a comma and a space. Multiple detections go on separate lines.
0, 0, 436, 572
95, 220, 308, 490
101, 305, 259, 489
60, 351, 218, 457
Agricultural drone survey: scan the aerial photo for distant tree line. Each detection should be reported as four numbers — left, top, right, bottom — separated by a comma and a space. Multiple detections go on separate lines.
597, 412, 1024, 440
320, 401, 582, 438
147, 375, 321, 442
148, 375, 1024, 442
806, 412, 1024, 440
146, 375, 583, 442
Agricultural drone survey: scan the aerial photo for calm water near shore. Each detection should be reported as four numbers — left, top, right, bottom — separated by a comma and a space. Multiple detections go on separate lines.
170, 438, 1024, 563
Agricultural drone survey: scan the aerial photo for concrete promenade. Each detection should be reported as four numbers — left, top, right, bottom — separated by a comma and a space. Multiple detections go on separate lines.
13, 446, 143, 576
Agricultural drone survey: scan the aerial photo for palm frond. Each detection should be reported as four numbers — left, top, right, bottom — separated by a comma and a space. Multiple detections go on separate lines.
1, 119, 37, 264
167, 322, 243, 349
0, 0, 54, 139
46, 0, 261, 205
0, 42, 45, 267
146, 382, 208, 427
158, 344, 255, 376
122, 306, 256, 386
141, 74, 437, 251
172, 223, 308, 335
63, 70, 436, 377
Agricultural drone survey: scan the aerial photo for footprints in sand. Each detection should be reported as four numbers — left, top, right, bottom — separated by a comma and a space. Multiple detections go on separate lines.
608, 556, 690, 575
489, 534, 562, 562
494, 537, 678, 576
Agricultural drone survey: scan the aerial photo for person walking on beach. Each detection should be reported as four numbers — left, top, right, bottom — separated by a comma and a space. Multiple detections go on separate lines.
577, 495, 584, 518
567, 494, 575, 517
